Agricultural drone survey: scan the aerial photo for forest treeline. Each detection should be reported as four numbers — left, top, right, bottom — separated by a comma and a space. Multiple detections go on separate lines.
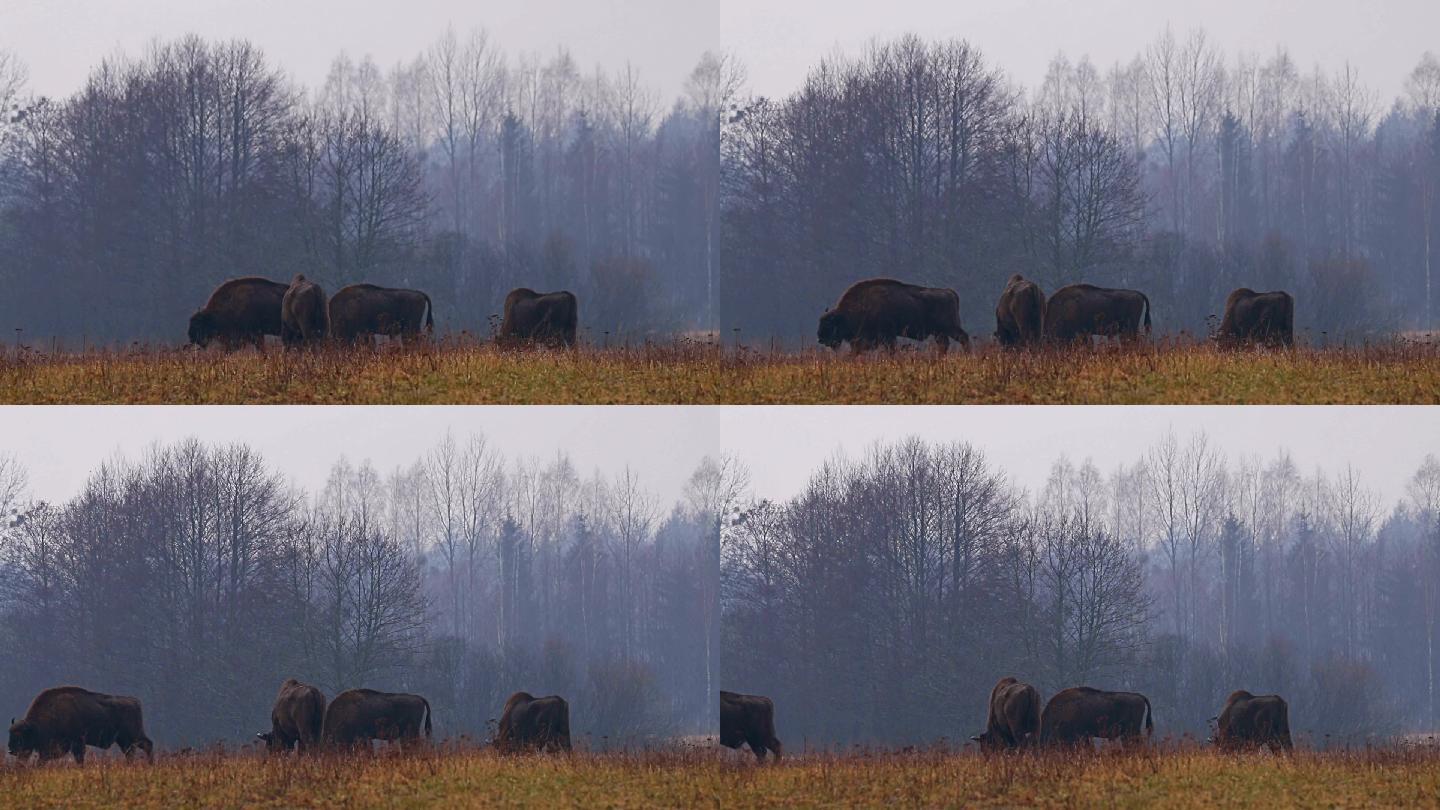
721, 435, 1440, 746
0, 30, 734, 344
0, 438, 724, 747
722, 32, 1440, 342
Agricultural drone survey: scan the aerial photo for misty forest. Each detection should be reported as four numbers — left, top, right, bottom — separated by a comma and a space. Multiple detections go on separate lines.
0, 438, 723, 748
0, 28, 731, 344
4, 28, 1440, 348
723, 31, 1440, 342
722, 436, 1440, 747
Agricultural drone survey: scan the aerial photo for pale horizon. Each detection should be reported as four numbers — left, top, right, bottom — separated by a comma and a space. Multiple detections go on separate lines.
2, 0, 719, 103
724, 0, 1439, 105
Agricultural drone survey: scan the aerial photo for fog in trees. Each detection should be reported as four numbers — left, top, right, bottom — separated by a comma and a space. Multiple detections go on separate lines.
723, 32, 1440, 342
722, 435, 1440, 747
0, 436, 718, 747
0, 28, 730, 344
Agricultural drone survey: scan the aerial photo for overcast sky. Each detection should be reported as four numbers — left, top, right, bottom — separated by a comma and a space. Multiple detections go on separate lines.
724, 0, 1438, 104
2, 406, 1433, 511
1, 407, 722, 508
1, 0, 717, 102
722, 406, 1437, 508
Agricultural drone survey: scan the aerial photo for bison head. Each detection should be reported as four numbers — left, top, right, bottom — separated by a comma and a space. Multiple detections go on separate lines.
817, 309, 849, 349
954, 327, 972, 351
255, 731, 284, 753
7, 719, 37, 757
188, 311, 217, 347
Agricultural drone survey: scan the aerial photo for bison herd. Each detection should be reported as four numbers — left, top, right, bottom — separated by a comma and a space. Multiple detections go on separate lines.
184, 272, 1291, 354
6, 680, 1293, 764
818, 274, 1295, 354
721, 679, 1293, 762
5, 681, 569, 764
186, 276, 577, 350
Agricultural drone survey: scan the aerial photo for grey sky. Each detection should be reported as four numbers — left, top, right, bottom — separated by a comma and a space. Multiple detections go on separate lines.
722, 406, 1438, 508
2, 0, 717, 102
724, 0, 1438, 105
3, 406, 1433, 513
2, 406, 721, 508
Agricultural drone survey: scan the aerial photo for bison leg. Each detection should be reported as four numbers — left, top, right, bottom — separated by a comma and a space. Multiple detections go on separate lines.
934, 334, 950, 356
70, 741, 86, 764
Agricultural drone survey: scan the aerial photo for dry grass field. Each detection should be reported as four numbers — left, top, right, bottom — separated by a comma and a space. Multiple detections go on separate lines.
0, 337, 1437, 404
2, 744, 1438, 808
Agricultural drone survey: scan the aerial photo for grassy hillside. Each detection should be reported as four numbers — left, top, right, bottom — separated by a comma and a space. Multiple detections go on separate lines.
2, 746, 1436, 808
0, 338, 1436, 404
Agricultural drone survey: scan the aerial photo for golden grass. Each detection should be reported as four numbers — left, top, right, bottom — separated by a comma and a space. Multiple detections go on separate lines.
0, 337, 1437, 404
3, 745, 1438, 809
731, 746, 1440, 808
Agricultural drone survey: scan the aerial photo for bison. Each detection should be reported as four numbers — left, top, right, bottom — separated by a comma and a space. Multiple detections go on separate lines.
720, 691, 782, 762
1044, 284, 1151, 344
1039, 686, 1153, 748
321, 688, 431, 752
328, 284, 434, 346
817, 278, 971, 355
188, 277, 288, 350
281, 275, 329, 348
494, 692, 572, 753
1217, 288, 1294, 348
994, 275, 1046, 348
499, 289, 578, 348
1213, 690, 1292, 753
8, 686, 154, 764
971, 677, 1042, 750
257, 678, 327, 755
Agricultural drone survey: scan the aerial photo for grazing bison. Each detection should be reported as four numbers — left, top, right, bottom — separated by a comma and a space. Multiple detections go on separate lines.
1044, 284, 1151, 343
188, 277, 288, 350
817, 278, 971, 355
499, 289, 578, 348
8, 686, 154, 764
494, 692, 572, 753
321, 689, 431, 752
994, 275, 1046, 348
1039, 686, 1152, 748
328, 284, 434, 346
1217, 288, 1294, 348
1213, 691, 1292, 753
720, 691, 782, 762
971, 677, 1042, 750
257, 679, 327, 755
281, 275, 329, 348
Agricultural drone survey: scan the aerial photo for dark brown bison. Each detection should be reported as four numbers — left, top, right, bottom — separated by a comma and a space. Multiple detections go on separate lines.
281, 275, 329, 348
1039, 686, 1153, 748
499, 289, 578, 348
188, 277, 288, 350
494, 692, 572, 753
817, 278, 971, 355
328, 284, 434, 346
8, 686, 154, 764
1217, 288, 1294, 348
720, 691, 782, 761
994, 275, 1046, 348
1213, 690, 1292, 753
257, 678, 327, 755
971, 677, 1042, 750
1044, 284, 1151, 343
321, 688, 431, 752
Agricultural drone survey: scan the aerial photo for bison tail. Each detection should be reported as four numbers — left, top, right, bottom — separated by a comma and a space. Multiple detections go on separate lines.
424, 293, 435, 335
1141, 293, 1152, 335
1143, 696, 1154, 737
423, 697, 433, 738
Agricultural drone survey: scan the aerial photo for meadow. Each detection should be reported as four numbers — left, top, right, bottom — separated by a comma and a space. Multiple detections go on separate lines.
2, 744, 1438, 808
0, 337, 1437, 404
